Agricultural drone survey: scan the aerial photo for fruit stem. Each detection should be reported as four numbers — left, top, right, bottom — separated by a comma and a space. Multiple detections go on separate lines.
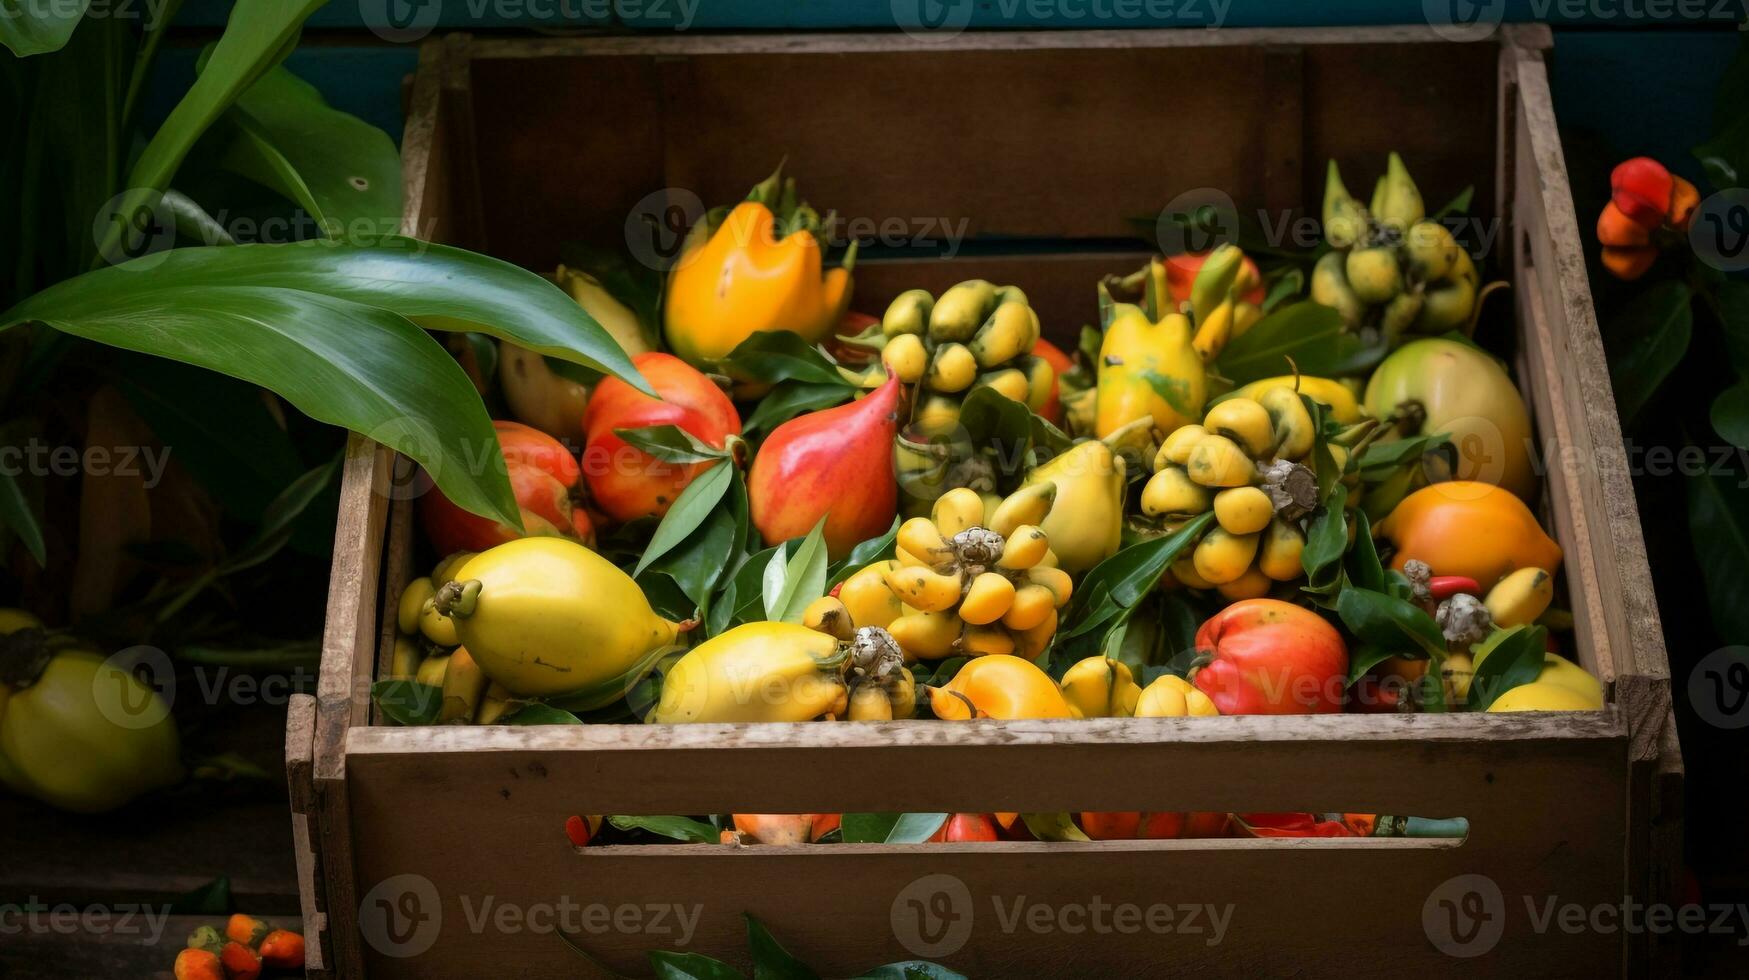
433, 579, 482, 618
1391, 399, 1427, 437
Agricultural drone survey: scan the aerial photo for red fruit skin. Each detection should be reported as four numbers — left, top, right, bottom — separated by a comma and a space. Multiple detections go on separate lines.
1191, 599, 1348, 715
583, 352, 741, 523
1031, 337, 1073, 425
1165, 251, 1266, 307
420, 421, 587, 555
748, 371, 902, 559
1610, 157, 1674, 229
930, 813, 1000, 842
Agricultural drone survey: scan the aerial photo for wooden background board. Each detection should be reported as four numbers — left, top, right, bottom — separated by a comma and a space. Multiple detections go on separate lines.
456, 29, 1499, 273
342, 713, 1628, 976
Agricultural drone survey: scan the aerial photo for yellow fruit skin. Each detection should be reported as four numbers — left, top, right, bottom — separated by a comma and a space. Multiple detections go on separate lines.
802, 596, 854, 641
1364, 338, 1536, 498
1220, 376, 1363, 425
445, 538, 684, 700
884, 333, 928, 384
930, 654, 1071, 720
925, 343, 978, 393
848, 683, 894, 721
648, 623, 845, 723
932, 488, 987, 536
1023, 440, 1126, 573
988, 483, 1055, 538
1535, 655, 1605, 706
389, 637, 423, 680
961, 626, 1016, 658
0, 650, 183, 813
1060, 657, 1142, 718
1258, 519, 1306, 581
929, 280, 997, 343
897, 517, 953, 568
1216, 566, 1274, 601
1256, 387, 1315, 461
1094, 305, 1207, 439
1185, 434, 1256, 488
1134, 674, 1219, 717
1002, 585, 1056, 631
1486, 680, 1600, 712
883, 565, 964, 614
397, 577, 435, 635
431, 551, 476, 588
1213, 487, 1273, 535
1011, 608, 1058, 662
1192, 528, 1260, 585
1023, 567, 1074, 607
969, 302, 1037, 367
888, 609, 963, 660
1141, 466, 1211, 517
416, 653, 451, 688
418, 597, 459, 647
1157, 424, 1207, 468
1172, 556, 1215, 590
840, 562, 905, 629
1484, 567, 1555, 628
997, 525, 1050, 570
1202, 399, 1274, 458
440, 647, 490, 724
960, 573, 1017, 626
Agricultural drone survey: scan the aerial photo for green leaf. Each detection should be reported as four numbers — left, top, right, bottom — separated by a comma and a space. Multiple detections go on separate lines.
97, 0, 326, 263
747, 915, 819, 980
1713, 381, 1749, 449
503, 704, 583, 725
617, 425, 732, 465
642, 468, 745, 608
16, 238, 648, 390
1345, 510, 1385, 594
8, 282, 521, 528
372, 680, 443, 726
558, 241, 663, 346
0, 0, 90, 57
1604, 280, 1692, 427
0, 464, 45, 566
827, 518, 900, 589
649, 950, 746, 980
1020, 812, 1092, 842
1336, 587, 1446, 660
1346, 643, 1398, 686
169, 876, 232, 916
1687, 459, 1749, 643
763, 517, 829, 623
884, 813, 949, 844
1215, 302, 1383, 384
607, 814, 719, 843
743, 382, 851, 436
1301, 484, 1349, 596
957, 384, 1034, 465
206, 59, 402, 236
1357, 432, 1451, 476
1465, 625, 1549, 711
720, 331, 852, 387
856, 964, 967, 980
1261, 268, 1303, 313
1429, 186, 1475, 221
839, 813, 902, 843
1063, 512, 1215, 640
1696, 112, 1749, 190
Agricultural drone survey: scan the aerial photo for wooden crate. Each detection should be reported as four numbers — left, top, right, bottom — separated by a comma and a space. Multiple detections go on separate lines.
288, 26, 1684, 978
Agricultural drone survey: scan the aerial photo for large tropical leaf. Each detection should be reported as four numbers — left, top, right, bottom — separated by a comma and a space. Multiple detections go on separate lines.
204, 57, 403, 234
1688, 460, 1749, 643
96, 0, 324, 263
2, 283, 521, 528
9, 240, 650, 389
0, 0, 91, 57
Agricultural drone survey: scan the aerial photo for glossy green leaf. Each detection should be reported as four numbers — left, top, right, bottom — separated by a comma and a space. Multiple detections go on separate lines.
826, 517, 900, 589
763, 517, 829, 623
855, 964, 967, 980
618, 425, 731, 465
884, 813, 949, 844
719, 331, 851, 386
558, 241, 663, 346
1345, 510, 1385, 594
0, 465, 45, 565
1713, 381, 1749, 449
1429, 186, 1475, 221
1604, 280, 1691, 426
16, 239, 647, 389
1301, 484, 1349, 596
0, 0, 90, 57
4, 281, 521, 528
1465, 625, 1549, 711
640, 467, 744, 607
649, 951, 745, 980
747, 915, 819, 980
1346, 643, 1397, 686
97, 0, 324, 263
503, 704, 583, 726
606, 814, 719, 843
168, 876, 232, 916
218, 454, 341, 574
1336, 587, 1446, 660
1696, 113, 1749, 191
372, 680, 443, 726
1688, 459, 1749, 643
1215, 302, 1383, 383
743, 381, 851, 436
207, 59, 402, 235
839, 813, 902, 844
1063, 512, 1214, 640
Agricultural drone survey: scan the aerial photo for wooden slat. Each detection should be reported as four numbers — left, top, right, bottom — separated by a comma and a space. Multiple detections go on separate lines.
286, 694, 328, 974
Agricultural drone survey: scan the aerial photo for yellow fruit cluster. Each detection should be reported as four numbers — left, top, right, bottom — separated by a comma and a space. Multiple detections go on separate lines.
1058, 656, 1220, 720
1139, 389, 1325, 598
1316, 153, 1480, 340
870, 280, 1055, 433
826, 487, 1072, 664
389, 550, 516, 725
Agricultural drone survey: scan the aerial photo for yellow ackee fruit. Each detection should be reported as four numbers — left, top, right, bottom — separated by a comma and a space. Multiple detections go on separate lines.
1216, 566, 1273, 601
960, 572, 1017, 626
997, 525, 1050, 570
1060, 656, 1142, 718
1156, 424, 1208, 468
1141, 466, 1212, 517
1258, 519, 1306, 581
1192, 527, 1259, 586
884, 333, 928, 384
961, 625, 1016, 658
1484, 567, 1555, 628
839, 561, 905, 630
888, 609, 963, 660
883, 565, 964, 614
1023, 566, 1074, 607
932, 487, 987, 536
397, 577, 435, 635
648, 623, 847, 723
1185, 434, 1256, 488
1213, 487, 1274, 535
1202, 398, 1274, 458
1134, 674, 1219, 718
925, 343, 978, 392
1001, 585, 1057, 631
802, 595, 855, 641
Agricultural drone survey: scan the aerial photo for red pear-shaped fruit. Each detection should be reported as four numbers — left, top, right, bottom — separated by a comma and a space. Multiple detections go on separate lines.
748, 371, 902, 558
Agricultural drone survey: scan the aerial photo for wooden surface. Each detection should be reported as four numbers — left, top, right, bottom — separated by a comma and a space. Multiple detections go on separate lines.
301, 24, 1678, 978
